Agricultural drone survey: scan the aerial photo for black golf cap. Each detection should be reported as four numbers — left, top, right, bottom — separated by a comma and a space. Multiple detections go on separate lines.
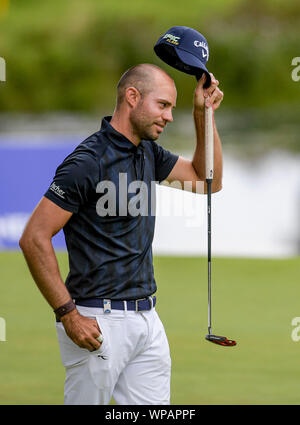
154, 26, 211, 88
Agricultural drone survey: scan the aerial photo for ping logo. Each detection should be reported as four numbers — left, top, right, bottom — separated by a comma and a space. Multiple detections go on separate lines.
0, 317, 6, 341
0, 57, 6, 82
163, 33, 180, 45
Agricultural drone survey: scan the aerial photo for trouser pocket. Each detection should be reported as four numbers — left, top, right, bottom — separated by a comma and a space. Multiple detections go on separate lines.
88, 316, 112, 390
56, 322, 89, 368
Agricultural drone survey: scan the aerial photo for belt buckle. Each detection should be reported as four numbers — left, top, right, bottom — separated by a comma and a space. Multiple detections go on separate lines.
103, 299, 111, 314
135, 297, 147, 312
135, 298, 145, 312
135, 297, 153, 312
135, 299, 140, 312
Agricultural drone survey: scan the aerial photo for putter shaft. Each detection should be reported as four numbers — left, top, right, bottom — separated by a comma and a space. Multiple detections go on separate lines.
205, 105, 214, 336
207, 178, 212, 336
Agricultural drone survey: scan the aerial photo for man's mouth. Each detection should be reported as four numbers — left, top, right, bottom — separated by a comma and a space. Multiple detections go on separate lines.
154, 123, 165, 132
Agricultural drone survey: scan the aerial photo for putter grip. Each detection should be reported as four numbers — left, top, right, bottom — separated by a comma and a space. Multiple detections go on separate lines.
205, 104, 214, 180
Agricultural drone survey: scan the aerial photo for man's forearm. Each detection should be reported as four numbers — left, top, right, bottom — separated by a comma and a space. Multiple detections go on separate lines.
19, 235, 72, 311
192, 109, 223, 192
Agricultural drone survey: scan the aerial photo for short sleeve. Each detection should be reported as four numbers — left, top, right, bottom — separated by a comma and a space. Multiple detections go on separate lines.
151, 141, 179, 183
44, 150, 99, 213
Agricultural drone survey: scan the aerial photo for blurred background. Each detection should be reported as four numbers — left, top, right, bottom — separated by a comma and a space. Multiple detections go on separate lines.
0, 0, 299, 256
0, 0, 299, 405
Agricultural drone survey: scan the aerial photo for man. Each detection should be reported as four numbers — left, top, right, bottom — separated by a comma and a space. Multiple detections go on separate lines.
19, 63, 223, 404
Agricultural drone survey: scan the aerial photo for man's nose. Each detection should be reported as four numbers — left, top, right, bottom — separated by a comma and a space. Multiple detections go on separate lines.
162, 109, 173, 123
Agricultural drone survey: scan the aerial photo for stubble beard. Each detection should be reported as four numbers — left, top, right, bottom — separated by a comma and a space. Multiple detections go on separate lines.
130, 106, 158, 142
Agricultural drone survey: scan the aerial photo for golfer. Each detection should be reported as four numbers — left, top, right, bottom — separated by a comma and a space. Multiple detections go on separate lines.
19, 63, 223, 405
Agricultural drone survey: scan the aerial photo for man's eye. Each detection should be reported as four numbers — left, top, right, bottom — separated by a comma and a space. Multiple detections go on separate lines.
159, 102, 166, 108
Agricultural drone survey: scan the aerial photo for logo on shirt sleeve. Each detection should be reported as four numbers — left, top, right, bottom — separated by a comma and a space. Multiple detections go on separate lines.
49, 182, 66, 199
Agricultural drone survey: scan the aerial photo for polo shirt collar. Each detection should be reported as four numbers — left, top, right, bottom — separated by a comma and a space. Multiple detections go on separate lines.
101, 116, 144, 152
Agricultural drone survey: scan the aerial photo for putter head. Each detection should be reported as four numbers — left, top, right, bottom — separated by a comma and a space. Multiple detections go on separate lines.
205, 334, 237, 347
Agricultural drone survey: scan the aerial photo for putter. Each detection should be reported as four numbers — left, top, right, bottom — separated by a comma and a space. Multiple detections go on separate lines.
153, 26, 236, 346
205, 104, 236, 347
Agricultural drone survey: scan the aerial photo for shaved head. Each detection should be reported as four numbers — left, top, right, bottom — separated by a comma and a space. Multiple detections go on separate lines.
116, 64, 174, 108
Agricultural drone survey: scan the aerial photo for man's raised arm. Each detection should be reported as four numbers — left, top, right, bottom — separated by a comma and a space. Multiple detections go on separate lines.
166, 73, 224, 194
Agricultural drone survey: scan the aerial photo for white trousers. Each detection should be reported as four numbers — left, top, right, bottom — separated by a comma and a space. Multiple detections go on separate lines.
56, 305, 171, 405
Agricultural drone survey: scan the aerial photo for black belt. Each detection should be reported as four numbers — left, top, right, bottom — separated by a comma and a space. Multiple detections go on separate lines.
75, 296, 156, 312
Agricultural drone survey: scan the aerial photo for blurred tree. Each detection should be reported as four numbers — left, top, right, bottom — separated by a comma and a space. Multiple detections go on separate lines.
0, 0, 299, 113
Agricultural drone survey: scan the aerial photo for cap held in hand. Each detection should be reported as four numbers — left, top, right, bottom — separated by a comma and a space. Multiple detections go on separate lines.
154, 26, 211, 88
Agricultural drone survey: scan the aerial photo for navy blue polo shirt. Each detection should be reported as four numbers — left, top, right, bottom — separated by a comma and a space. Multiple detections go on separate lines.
44, 116, 178, 300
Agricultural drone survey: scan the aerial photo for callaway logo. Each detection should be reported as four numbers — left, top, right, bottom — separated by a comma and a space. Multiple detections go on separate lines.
163, 33, 180, 45
49, 182, 66, 199
194, 40, 209, 59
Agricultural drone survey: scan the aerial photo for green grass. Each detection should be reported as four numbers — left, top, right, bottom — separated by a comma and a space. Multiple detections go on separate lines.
0, 252, 299, 404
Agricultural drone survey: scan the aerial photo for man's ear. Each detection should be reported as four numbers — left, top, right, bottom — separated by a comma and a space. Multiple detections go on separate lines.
125, 87, 141, 108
